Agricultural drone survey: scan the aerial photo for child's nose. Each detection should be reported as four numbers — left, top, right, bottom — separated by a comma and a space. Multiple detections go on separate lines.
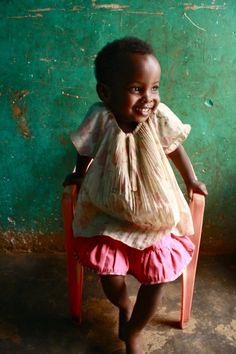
141, 92, 153, 103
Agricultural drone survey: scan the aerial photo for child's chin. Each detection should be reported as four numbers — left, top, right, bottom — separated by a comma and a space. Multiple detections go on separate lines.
134, 115, 150, 122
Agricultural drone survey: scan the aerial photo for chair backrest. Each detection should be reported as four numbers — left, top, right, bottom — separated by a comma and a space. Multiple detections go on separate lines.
62, 185, 78, 253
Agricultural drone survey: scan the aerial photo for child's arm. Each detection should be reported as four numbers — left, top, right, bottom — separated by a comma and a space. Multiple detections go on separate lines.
168, 145, 208, 198
63, 153, 92, 187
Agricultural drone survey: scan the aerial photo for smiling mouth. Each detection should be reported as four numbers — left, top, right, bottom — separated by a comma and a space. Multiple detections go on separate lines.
135, 106, 153, 116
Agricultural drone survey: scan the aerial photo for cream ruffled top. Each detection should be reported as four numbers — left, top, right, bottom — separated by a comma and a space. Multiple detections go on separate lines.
71, 102, 194, 250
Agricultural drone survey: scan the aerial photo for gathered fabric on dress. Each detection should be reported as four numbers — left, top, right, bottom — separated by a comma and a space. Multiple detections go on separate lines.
73, 233, 195, 284
71, 102, 194, 250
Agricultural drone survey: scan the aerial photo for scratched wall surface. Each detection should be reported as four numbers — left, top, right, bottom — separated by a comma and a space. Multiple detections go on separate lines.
0, 0, 235, 253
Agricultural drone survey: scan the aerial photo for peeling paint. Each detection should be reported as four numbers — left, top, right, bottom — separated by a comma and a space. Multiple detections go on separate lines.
54, 25, 65, 31
184, 4, 227, 11
7, 6, 83, 19
62, 91, 84, 99
28, 8, 64, 13
28, 6, 83, 13
12, 90, 29, 101
7, 217, 16, 224
69, 6, 82, 12
204, 99, 214, 107
8, 14, 43, 19
92, 0, 128, 10
12, 103, 23, 117
58, 134, 68, 146
40, 58, 52, 62
184, 12, 206, 31
11, 90, 31, 139
15, 116, 31, 138
127, 10, 163, 15
0, 232, 65, 253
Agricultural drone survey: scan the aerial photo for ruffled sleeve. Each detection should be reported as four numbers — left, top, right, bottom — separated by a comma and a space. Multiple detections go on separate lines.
155, 102, 191, 154
70, 103, 109, 157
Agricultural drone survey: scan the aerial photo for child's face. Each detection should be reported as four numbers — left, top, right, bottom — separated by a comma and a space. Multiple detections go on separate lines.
106, 53, 161, 132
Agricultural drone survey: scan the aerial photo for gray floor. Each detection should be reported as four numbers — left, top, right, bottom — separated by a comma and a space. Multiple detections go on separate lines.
0, 253, 235, 354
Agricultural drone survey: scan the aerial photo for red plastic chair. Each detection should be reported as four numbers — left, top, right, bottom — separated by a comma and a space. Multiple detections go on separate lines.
62, 186, 205, 328
180, 193, 205, 328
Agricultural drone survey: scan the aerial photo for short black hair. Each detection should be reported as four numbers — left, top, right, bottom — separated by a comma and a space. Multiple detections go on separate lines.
94, 36, 155, 85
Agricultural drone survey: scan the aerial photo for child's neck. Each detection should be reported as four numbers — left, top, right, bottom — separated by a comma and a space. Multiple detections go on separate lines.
115, 119, 139, 134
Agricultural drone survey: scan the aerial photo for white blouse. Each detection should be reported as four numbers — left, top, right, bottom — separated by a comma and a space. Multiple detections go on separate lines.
71, 102, 194, 250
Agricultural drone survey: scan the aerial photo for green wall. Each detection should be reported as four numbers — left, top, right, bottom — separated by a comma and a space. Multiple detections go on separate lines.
0, 0, 235, 253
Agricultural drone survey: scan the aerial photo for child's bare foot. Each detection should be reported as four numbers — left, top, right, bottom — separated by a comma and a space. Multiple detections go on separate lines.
119, 306, 132, 341
125, 331, 142, 354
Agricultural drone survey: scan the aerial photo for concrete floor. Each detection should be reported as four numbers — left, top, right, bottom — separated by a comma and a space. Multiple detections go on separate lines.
0, 253, 235, 354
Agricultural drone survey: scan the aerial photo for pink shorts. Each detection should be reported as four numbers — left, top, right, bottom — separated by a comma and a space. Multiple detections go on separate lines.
73, 234, 195, 284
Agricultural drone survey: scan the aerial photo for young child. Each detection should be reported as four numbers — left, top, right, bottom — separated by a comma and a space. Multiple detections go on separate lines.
63, 37, 208, 354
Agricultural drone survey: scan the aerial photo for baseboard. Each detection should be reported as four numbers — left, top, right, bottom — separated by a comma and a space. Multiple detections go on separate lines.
0, 231, 65, 254
0, 231, 235, 256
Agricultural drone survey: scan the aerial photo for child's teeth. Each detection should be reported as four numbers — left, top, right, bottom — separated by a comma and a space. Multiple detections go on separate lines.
141, 108, 148, 113
137, 108, 149, 112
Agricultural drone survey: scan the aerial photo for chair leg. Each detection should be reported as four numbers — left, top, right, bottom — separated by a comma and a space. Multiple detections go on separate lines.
180, 194, 205, 329
66, 255, 84, 321
62, 185, 83, 321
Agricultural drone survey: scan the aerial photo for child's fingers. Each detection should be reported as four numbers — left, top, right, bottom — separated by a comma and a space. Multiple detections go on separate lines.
192, 183, 208, 197
189, 189, 193, 200
197, 182, 208, 196
62, 173, 77, 187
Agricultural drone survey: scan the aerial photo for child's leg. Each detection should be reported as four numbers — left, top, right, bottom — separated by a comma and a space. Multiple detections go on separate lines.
100, 275, 133, 338
101, 276, 164, 353
125, 283, 164, 354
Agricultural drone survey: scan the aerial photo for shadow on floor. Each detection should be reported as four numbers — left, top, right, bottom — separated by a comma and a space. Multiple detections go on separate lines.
0, 254, 235, 353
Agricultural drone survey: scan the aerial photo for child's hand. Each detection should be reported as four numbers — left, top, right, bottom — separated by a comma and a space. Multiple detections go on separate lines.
187, 179, 208, 199
62, 173, 83, 188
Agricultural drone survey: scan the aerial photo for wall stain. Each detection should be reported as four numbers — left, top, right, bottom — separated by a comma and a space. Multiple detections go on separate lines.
7, 6, 82, 19
184, 4, 227, 11
11, 90, 31, 139
40, 58, 52, 62
127, 10, 163, 15
58, 134, 69, 146
27, 6, 83, 13
92, 0, 128, 10
8, 14, 42, 19
7, 2, 129, 19
0, 231, 65, 254
69, 6, 82, 12
28, 8, 64, 13
90, 1, 227, 13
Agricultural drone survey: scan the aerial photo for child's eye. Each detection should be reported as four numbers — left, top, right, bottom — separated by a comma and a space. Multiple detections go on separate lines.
152, 86, 159, 92
129, 87, 142, 93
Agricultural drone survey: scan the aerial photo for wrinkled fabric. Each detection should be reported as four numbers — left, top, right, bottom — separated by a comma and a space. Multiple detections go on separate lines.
71, 102, 194, 250
73, 234, 195, 284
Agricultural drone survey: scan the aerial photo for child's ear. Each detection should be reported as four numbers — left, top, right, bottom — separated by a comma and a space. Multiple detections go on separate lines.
96, 83, 111, 103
